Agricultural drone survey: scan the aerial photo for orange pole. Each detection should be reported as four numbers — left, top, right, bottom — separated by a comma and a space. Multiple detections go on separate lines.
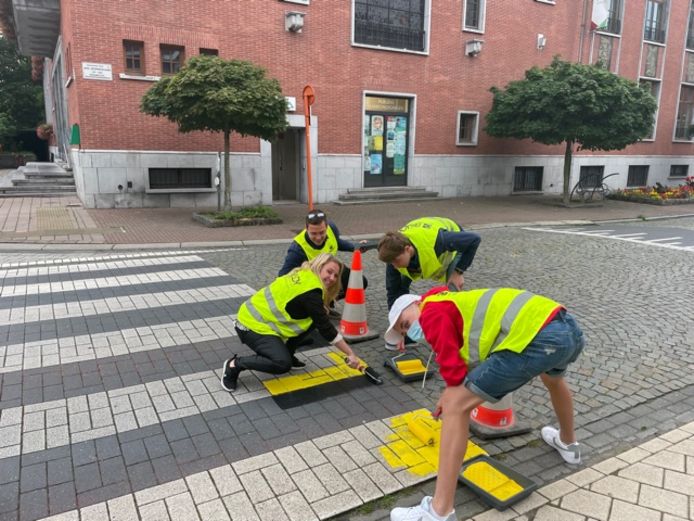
303, 85, 315, 211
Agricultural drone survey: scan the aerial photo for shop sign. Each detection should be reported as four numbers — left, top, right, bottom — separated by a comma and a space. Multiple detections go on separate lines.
365, 96, 409, 113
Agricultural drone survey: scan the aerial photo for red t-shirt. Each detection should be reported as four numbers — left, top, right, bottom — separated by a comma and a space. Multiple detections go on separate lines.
419, 287, 561, 387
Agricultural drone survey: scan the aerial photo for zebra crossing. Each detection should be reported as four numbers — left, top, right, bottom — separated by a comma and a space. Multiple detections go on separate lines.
0, 250, 425, 521
522, 224, 694, 252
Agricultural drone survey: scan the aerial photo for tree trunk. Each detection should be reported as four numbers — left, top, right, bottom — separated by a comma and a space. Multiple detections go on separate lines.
562, 140, 573, 206
223, 129, 231, 209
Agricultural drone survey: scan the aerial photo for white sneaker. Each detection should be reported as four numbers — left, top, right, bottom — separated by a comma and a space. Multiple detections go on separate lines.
385, 341, 400, 351
541, 426, 581, 465
390, 496, 456, 521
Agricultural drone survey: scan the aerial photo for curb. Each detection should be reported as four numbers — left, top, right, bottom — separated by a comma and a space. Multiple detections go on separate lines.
1, 214, 693, 252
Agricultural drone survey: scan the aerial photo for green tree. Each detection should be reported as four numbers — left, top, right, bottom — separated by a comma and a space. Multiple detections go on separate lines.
486, 57, 657, 205
141, 56, 287, 209
0, 35, 44, 148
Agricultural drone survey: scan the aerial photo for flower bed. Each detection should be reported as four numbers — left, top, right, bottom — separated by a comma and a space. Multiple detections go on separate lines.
192, 206, 282, 227
608, 178, 694, 205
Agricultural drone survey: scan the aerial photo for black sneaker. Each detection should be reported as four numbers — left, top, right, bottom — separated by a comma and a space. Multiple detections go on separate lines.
220, 356, 240, 392
291, 355, 306, 368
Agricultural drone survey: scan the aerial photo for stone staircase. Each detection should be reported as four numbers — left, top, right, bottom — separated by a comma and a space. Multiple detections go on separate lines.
333, 186, 439, 205
0, 162, 77, 197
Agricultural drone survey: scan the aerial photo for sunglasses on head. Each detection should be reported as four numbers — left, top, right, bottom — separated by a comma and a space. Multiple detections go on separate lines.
306, 211, 326, 223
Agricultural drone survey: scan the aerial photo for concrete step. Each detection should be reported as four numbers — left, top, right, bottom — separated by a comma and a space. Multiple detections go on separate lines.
0, 185, 76, 194
23, 171, 74, 179
333, 196, 442, 206
336, 187, 438, 202
12, 178, 75, 186
22, 162, 69, 174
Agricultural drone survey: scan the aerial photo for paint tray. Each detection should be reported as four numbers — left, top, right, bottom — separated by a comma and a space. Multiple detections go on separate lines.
458, 455, 537, 510
383, 353, 434, 383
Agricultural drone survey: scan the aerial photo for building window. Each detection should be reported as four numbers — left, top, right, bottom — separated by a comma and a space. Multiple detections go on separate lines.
639, 79, 660, 139
463, 0, 484, 32
579, 166, 605, 188
160, 45, 184, 75
685, 52, 694, 83
644, 0, 667, 43
456, 111, 479, 146
592, 0, 622, 35
200, 48, 218, 56
675, 85, 694, 140
627, 165, 649, 187
513, 167, 543, 192
670, 165, 689, 178
149, 168, 212, 189
354, 0, 427, 52
124, 41, 144, 74
687, 1, 694, 50
596, 34, 615, 70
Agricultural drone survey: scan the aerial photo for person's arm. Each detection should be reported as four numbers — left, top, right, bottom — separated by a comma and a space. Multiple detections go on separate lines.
419, 301, 468, 386
278, 242, 307, 276
291, 289, 359, 367
330, 222, 356, 253
438, 229, 481, 273
385, 264, 412, 309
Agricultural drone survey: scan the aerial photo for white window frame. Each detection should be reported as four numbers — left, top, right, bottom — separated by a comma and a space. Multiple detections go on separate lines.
462, 0, 485, 34
351, 0, 431, 56
281, 0, 309, 5
456, 111, 479, 146
672, 81, 694, 142
535, 0, 556, 5
638, 77, 661, 141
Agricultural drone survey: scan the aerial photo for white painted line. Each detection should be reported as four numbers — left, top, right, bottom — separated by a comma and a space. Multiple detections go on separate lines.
610, 233, 648, 238
643, 236, 683, 243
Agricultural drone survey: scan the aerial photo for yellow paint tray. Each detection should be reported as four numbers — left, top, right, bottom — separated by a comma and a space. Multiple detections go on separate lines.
458, 455, 537, 510
384, 353, 434, 383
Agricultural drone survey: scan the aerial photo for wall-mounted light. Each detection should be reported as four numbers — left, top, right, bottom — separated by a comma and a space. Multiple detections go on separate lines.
285, 11, 305, 32
465, 39, 484, 57
537, 33, 547, 50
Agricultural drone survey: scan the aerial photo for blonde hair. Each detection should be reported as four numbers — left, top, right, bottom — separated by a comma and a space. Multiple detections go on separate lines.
291, 253, 343, 306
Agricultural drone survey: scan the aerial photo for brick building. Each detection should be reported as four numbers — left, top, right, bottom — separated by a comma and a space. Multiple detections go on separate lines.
11, 0, 694, 208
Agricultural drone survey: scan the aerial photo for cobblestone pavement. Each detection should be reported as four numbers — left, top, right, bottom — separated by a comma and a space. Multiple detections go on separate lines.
0, 218, 692, 520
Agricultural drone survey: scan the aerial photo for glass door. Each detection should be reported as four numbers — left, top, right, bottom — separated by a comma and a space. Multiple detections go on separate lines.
363, 96, 410, 187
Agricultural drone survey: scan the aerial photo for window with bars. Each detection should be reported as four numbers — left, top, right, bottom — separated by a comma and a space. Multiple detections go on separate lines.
160, 45, 184, 75
124, 41, 144, 74
675, 85, 694, 140
627, 165, 649, 187
456, 111, 479, 145
148, 168, 212, 189
644, 0, 667, 43
579, 166, 605, 188
513, 167, 543, 192
464, 0, 484, 32
670, 165, 689, 178
354, 0, 427, 52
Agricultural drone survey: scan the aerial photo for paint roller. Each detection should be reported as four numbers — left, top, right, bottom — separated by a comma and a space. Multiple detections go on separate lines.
406, 415, 437, 446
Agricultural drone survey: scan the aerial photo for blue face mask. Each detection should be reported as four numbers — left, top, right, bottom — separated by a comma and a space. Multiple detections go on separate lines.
407, 320, 427, 344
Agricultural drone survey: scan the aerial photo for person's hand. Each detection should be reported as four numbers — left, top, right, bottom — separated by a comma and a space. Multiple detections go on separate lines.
345, 354, 360, 369
447, 271, 464, 291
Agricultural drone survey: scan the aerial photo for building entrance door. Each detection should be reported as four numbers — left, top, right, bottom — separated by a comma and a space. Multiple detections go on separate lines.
271, 128, 301, 201
363, 96, 410, 188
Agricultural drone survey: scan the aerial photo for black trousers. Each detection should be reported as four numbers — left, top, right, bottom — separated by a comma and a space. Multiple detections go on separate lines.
337, 266, 368, 301
235, 326, 314, 375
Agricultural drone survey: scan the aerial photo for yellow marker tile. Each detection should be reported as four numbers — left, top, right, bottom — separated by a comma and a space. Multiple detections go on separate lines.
379, 445, 407, 469
387, 440, 426, 467
464, 441, 488, 462
461, 460, 518, 494
490, 480, 524, 501
262, 379, 289, 395
408, 461, 437, 477
415, 445, 439, 467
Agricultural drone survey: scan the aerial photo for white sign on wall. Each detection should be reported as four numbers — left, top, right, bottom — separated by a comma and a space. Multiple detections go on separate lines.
285, 96, 297, 112
82, 62, 113, 81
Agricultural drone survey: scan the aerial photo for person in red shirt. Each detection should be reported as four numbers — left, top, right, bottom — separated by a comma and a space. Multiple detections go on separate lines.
386, 286, 585, 521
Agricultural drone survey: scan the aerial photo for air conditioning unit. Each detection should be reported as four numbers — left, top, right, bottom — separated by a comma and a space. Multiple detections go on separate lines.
285, 11, 305, 32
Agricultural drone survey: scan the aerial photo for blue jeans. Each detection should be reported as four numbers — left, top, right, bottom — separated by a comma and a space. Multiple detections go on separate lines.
464, 310, 585, 403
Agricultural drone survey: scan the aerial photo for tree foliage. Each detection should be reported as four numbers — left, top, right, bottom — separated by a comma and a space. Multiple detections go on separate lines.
0, 35, 44, 148
486, 57, 657, 203
141, 56, 287, 208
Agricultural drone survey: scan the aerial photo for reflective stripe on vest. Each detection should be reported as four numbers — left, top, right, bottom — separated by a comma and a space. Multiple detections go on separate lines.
237, 270, 324, 340
422, 289, 561, 365
397, 217, 460, 282
293, 225, 338, 261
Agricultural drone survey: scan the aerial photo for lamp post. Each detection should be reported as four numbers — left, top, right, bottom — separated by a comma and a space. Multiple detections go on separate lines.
303, 85, 315, 210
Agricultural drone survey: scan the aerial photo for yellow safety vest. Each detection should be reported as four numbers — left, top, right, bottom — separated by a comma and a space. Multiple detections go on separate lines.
237, 269, 324, 340
294, 225, 338, 261
422, 289, 562, 366
398, 217, 461, 282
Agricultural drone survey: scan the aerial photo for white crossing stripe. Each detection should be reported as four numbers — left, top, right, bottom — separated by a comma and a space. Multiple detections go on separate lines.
610, 232, 648, 238
0, 315, 238, 372
0, 280, 254, 325
643, 236, 683, 242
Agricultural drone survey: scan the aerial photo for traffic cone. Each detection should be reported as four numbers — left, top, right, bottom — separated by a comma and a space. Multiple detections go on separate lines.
339, 250, 379, 343
469, 393, 531, 439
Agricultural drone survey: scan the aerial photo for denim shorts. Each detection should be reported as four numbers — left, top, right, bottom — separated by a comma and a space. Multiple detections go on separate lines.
464, 310, 585, 403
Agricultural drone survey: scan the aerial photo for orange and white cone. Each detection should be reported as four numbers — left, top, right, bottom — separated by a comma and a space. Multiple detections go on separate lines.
470, 393, 531, 439
339, 250, 378, 343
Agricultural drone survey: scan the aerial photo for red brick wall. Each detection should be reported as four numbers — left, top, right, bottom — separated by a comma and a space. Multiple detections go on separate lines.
62, 0, 694, 157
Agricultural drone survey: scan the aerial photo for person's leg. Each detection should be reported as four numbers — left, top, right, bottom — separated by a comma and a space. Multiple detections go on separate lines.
235, 329, 292, 374
540, 374, 576, 444
431, 386, 485, 516
337, 266, 351, 301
